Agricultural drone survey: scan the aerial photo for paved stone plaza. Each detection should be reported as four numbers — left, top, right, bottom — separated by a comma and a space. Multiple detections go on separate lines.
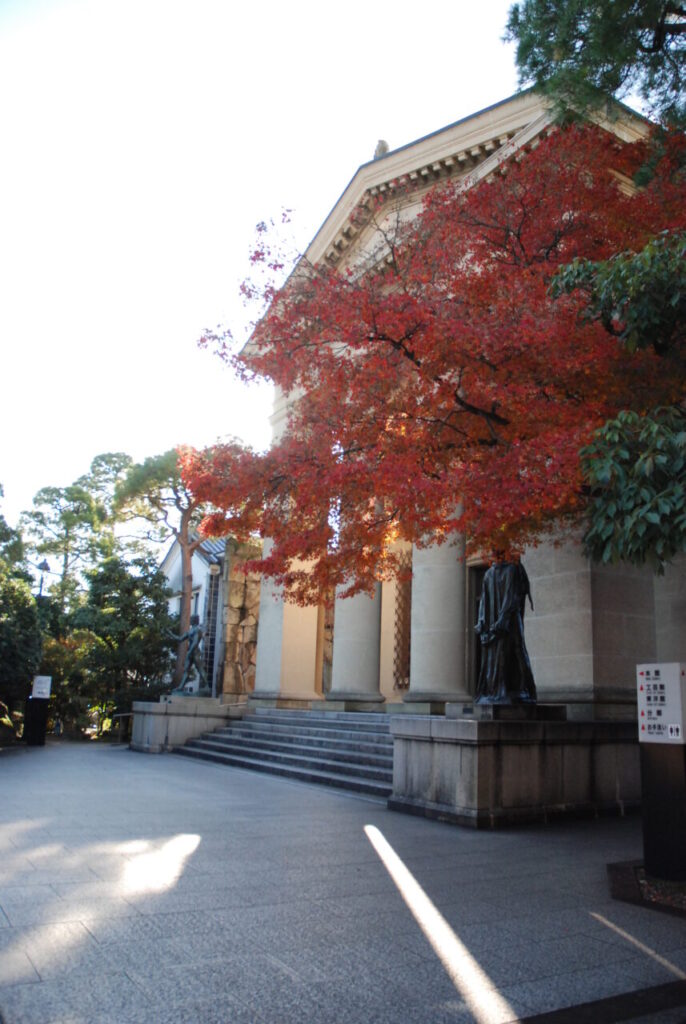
1, 741, 685, 1024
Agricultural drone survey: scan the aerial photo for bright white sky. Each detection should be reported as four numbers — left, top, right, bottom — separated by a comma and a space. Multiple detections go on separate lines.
0, 0, 520, 527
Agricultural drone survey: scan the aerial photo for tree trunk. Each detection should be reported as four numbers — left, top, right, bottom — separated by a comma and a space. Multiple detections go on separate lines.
58, 530, 71, 619
172, 511, 195, 687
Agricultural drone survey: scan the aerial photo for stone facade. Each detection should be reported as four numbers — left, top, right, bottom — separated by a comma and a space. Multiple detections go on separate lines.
243, 93, 684, 820
524, 535, 660, 719
249, 92, 682, 722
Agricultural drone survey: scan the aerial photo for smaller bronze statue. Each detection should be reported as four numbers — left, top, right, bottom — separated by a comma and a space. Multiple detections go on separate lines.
474, 556, 537, 705
168, 615, 210, 695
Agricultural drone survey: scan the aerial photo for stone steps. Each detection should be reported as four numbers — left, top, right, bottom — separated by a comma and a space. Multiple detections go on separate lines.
207, 733, 393, 768
253, 710, 392, 733
216, 721, 392, 752
175, 708, 394, 798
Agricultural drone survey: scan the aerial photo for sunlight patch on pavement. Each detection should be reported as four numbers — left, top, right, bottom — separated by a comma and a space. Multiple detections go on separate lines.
364, 825, 518, 1024
0, 830, 202, 988
122, 833, 201, 894
0, 820, 51, 853
590, 912, 686, 980
25, 844, 67, 864
117, 840, 151, 855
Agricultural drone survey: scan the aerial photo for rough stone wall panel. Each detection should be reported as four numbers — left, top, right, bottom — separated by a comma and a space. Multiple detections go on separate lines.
220, 541, 262, 700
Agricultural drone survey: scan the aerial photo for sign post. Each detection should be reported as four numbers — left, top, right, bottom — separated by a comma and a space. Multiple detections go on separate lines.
24, 676, 52, 746
31, 676, 52, 699
637, 663, 686, 880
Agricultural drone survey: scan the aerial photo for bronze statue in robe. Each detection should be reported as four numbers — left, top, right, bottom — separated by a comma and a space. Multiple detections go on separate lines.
474, 559, 537, 705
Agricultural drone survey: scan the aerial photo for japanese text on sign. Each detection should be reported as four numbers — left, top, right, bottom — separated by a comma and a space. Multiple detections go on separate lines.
637, 663, 686, 745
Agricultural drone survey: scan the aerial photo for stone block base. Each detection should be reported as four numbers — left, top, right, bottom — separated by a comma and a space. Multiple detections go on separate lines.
400, 691, 471, 715
394, 701, 449, 715
247, 694, 324, 710
131, 696, 242, 753
322, 700, 386, 713
389, 715, 640, 828
446, 702, 567, 721
564, 702, 638, 722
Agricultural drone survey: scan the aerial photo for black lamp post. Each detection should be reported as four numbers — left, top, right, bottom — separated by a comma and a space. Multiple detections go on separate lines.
37, 559, 50, 597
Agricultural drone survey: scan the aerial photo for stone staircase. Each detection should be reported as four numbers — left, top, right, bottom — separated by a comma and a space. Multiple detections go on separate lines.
175, 708, 394, 798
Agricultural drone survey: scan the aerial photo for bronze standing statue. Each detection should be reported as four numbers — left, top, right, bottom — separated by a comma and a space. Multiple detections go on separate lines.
474, 558, 537, 705
168, 615, 210, 695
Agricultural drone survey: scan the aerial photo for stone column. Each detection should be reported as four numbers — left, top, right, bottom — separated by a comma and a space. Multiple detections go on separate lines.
253, 573, 285, 700
251, 541, 321, 707
326, 585, 384, 711
405, 535, 469, 712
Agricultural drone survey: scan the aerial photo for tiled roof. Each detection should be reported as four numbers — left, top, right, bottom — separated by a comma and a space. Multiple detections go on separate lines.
196, 536, 226, 561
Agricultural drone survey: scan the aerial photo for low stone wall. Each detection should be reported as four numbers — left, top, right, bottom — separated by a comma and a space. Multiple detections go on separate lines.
130, 696, 244, 754
388, 715, 640, 827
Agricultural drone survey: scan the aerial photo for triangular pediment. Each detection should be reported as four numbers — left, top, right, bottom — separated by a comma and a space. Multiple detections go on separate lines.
306, 90, 649, 269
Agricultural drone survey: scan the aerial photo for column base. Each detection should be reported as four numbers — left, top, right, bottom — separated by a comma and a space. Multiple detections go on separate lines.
401, 690, 472, 715
325, 692, 386, 713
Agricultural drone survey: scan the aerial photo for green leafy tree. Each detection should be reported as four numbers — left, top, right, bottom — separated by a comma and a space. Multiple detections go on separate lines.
553, 224, 686, 567
20, 484, 102, 619
115, 450, 210, 686
583, 406, 686, 570
20, 454, 135, 622
70, 554, 175, 728
0, 485, 27, 577
39, 630, 100, 735
506, 0, 686, 128
73, 452, 133, 559
0, 568, 42, 711
551, 230, 686, 356
508, 2, 686, 570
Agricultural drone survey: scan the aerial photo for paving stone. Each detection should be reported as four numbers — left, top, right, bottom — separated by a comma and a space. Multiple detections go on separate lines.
0, 949, 40, 987
0, 868, 99, 888
0, 885, 58, 907
0, 971, 148, 1024
1, 898, 140, 928
83, 996, 262, 1024
81, 916, 167, 946
101, 937, 189, 974
0, 742, 680, 1024
501, 960, 677, 1017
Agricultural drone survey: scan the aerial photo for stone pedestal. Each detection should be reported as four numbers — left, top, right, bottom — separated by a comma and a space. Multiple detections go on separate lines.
388, 714, 640, 827
446, 703, 567, 722
327, 586, 384, 708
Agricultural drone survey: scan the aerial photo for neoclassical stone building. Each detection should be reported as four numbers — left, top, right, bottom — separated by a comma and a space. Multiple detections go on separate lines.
249, 91, 686, 722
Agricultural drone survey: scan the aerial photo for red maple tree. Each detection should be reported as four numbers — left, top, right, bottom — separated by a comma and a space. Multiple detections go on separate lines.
182, 123, 685, 603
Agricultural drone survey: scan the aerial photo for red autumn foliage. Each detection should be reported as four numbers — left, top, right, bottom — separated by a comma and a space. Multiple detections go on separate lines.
182, 123, 685, 603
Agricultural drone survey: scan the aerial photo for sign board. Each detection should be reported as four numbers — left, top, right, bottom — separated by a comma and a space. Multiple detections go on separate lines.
637, 663, 686, 745
31, 675, 52, 699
